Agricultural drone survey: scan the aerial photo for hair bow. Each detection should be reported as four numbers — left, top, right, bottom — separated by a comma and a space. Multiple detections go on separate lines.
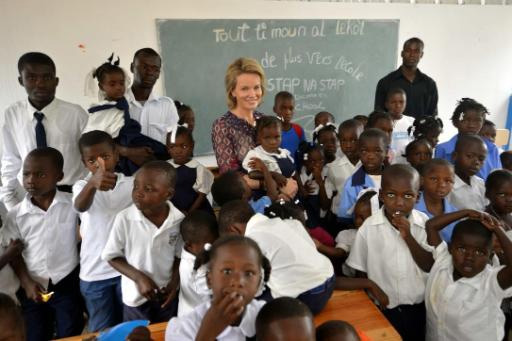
166, 123, 189, 143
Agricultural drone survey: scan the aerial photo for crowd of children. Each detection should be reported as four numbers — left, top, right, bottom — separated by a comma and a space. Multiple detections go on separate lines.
2, 49, 512, 341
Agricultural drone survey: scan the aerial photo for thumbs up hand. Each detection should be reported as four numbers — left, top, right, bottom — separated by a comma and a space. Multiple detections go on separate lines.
90, 157, 117, 191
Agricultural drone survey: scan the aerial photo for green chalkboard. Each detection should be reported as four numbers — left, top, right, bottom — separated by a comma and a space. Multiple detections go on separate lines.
157, 19, 399, 155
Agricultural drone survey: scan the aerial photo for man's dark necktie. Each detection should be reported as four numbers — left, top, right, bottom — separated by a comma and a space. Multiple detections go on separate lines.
34, 112, 47, 148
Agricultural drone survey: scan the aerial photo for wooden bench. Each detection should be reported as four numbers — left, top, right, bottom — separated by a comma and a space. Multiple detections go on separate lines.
57, 290, 400, 341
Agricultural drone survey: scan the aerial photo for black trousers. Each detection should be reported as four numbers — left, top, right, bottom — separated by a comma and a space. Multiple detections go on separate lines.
382, 301, 426, 341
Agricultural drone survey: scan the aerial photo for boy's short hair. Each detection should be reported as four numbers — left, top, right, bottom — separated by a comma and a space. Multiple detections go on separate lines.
137, 160, 177, 188
78, 130, 115, 153
256, 297, 313, 340
451, 219, 493, 248
218, 200, 255, 234
338, 119, 360, 133
180, 211, 219, 244
403, 37, 424, 50
133, 47, 160, 61
501, 151, 512, 169
366, 111, 392, 129
482, 119, 495, 128
211, 171, 245, 206
26, 147, 64, 172
454, 134, 485, 153
382, 164, 420, 191
420, 158, 453, 177
274, 91, 294, 103
358, 128, 388, 146
316, 320, 360, 341
485, 169, 512, 196
385, 87, 406, 101
18, 52, 56, 74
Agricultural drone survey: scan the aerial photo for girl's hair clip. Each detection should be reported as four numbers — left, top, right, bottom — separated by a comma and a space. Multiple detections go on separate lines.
166, 123, 188, 143
204, 243, 212, 251
269, 211, 277, 217
294, 199, 300, 205
303, 154, 308, 161
279, 198, 285, 205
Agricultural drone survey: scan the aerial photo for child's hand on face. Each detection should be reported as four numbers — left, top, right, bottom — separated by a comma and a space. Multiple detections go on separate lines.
90, 157, 117, 191
391, 212, 411, 238
134, 272, 159, 301
5, 239, 24, 259
201, 291, 245, 337
248, 157, 268, 174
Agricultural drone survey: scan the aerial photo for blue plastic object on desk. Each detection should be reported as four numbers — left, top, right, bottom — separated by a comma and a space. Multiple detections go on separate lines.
98, 320, 150, 341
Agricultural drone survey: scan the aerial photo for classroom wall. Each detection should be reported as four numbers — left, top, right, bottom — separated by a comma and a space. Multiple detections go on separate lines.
1, 0, 512, 144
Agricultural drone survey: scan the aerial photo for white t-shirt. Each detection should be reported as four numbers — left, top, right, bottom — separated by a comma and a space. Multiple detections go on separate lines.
447, 174, 488, 211
126, 89, 179, 145
72, 173, 133, 281
166, 299, 265, 341
335, 229, 358, 277
390, 115, 415, 164
2, 192, 79, 289
347, 208, 431, 309
326, 155, 360, 215
101, 203, 184, 307
245, 214, 334, 298
177, 248, 209, 317
426, 242, 510, 341
242, 146, 295, 175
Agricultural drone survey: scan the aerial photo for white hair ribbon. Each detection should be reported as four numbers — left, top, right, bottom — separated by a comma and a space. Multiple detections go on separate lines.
166, 123, 189, 143
203, 243, 212, 251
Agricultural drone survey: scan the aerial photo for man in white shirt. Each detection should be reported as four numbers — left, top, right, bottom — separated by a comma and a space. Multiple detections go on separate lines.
126, 48, 179, 145
1, 52, 88, 210
218, 200, 335, 315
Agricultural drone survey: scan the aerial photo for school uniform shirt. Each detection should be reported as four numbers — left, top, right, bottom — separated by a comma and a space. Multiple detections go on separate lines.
168, 159, 214, 214
2, 191, 79, 289
0, 228, 20, 302
177, 248, 209, 317
166, 299, 265, 340
242, 146, 295, 177
299, 167, 335, 226
335, 228, 358, 277
245, 214, 334, 298
435, 134, 502, 180
326, 155, 360, 215
0, 98, 88, 210
72, 173, 133, 282
101, 202, 185, 307
338, 166, 380, 219
415, 192, 459, 242
447, 173, 488, 211
83, 100, 125, 138
346, 208, 431, 309
425, 242, 510, 341
126, 88, 179, 145
390, 115, 415, 164
280, 123, 306, 159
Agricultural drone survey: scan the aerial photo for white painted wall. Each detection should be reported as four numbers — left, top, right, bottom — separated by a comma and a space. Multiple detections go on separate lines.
1, 0, 512, 143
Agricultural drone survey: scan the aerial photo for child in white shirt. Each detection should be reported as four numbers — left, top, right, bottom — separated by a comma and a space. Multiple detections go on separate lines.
102, 161, 184, 323
166, 235, 271, 340
420, 211, 512, 340
73, 130, 133, 331
347, 164, 431, 340
447, 134, 488, 211
384, 88, 415, 164
3, 148, 84, 339
219, 200, 335, 315
177, 211, 218, 316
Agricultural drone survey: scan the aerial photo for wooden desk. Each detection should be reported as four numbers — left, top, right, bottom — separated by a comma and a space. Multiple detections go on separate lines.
58, 290, 400, 341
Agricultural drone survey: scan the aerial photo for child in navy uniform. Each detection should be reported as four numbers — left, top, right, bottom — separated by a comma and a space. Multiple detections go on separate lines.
85, 55, 169, 175
4, 148, 84, 340
167, 125, 214, 216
